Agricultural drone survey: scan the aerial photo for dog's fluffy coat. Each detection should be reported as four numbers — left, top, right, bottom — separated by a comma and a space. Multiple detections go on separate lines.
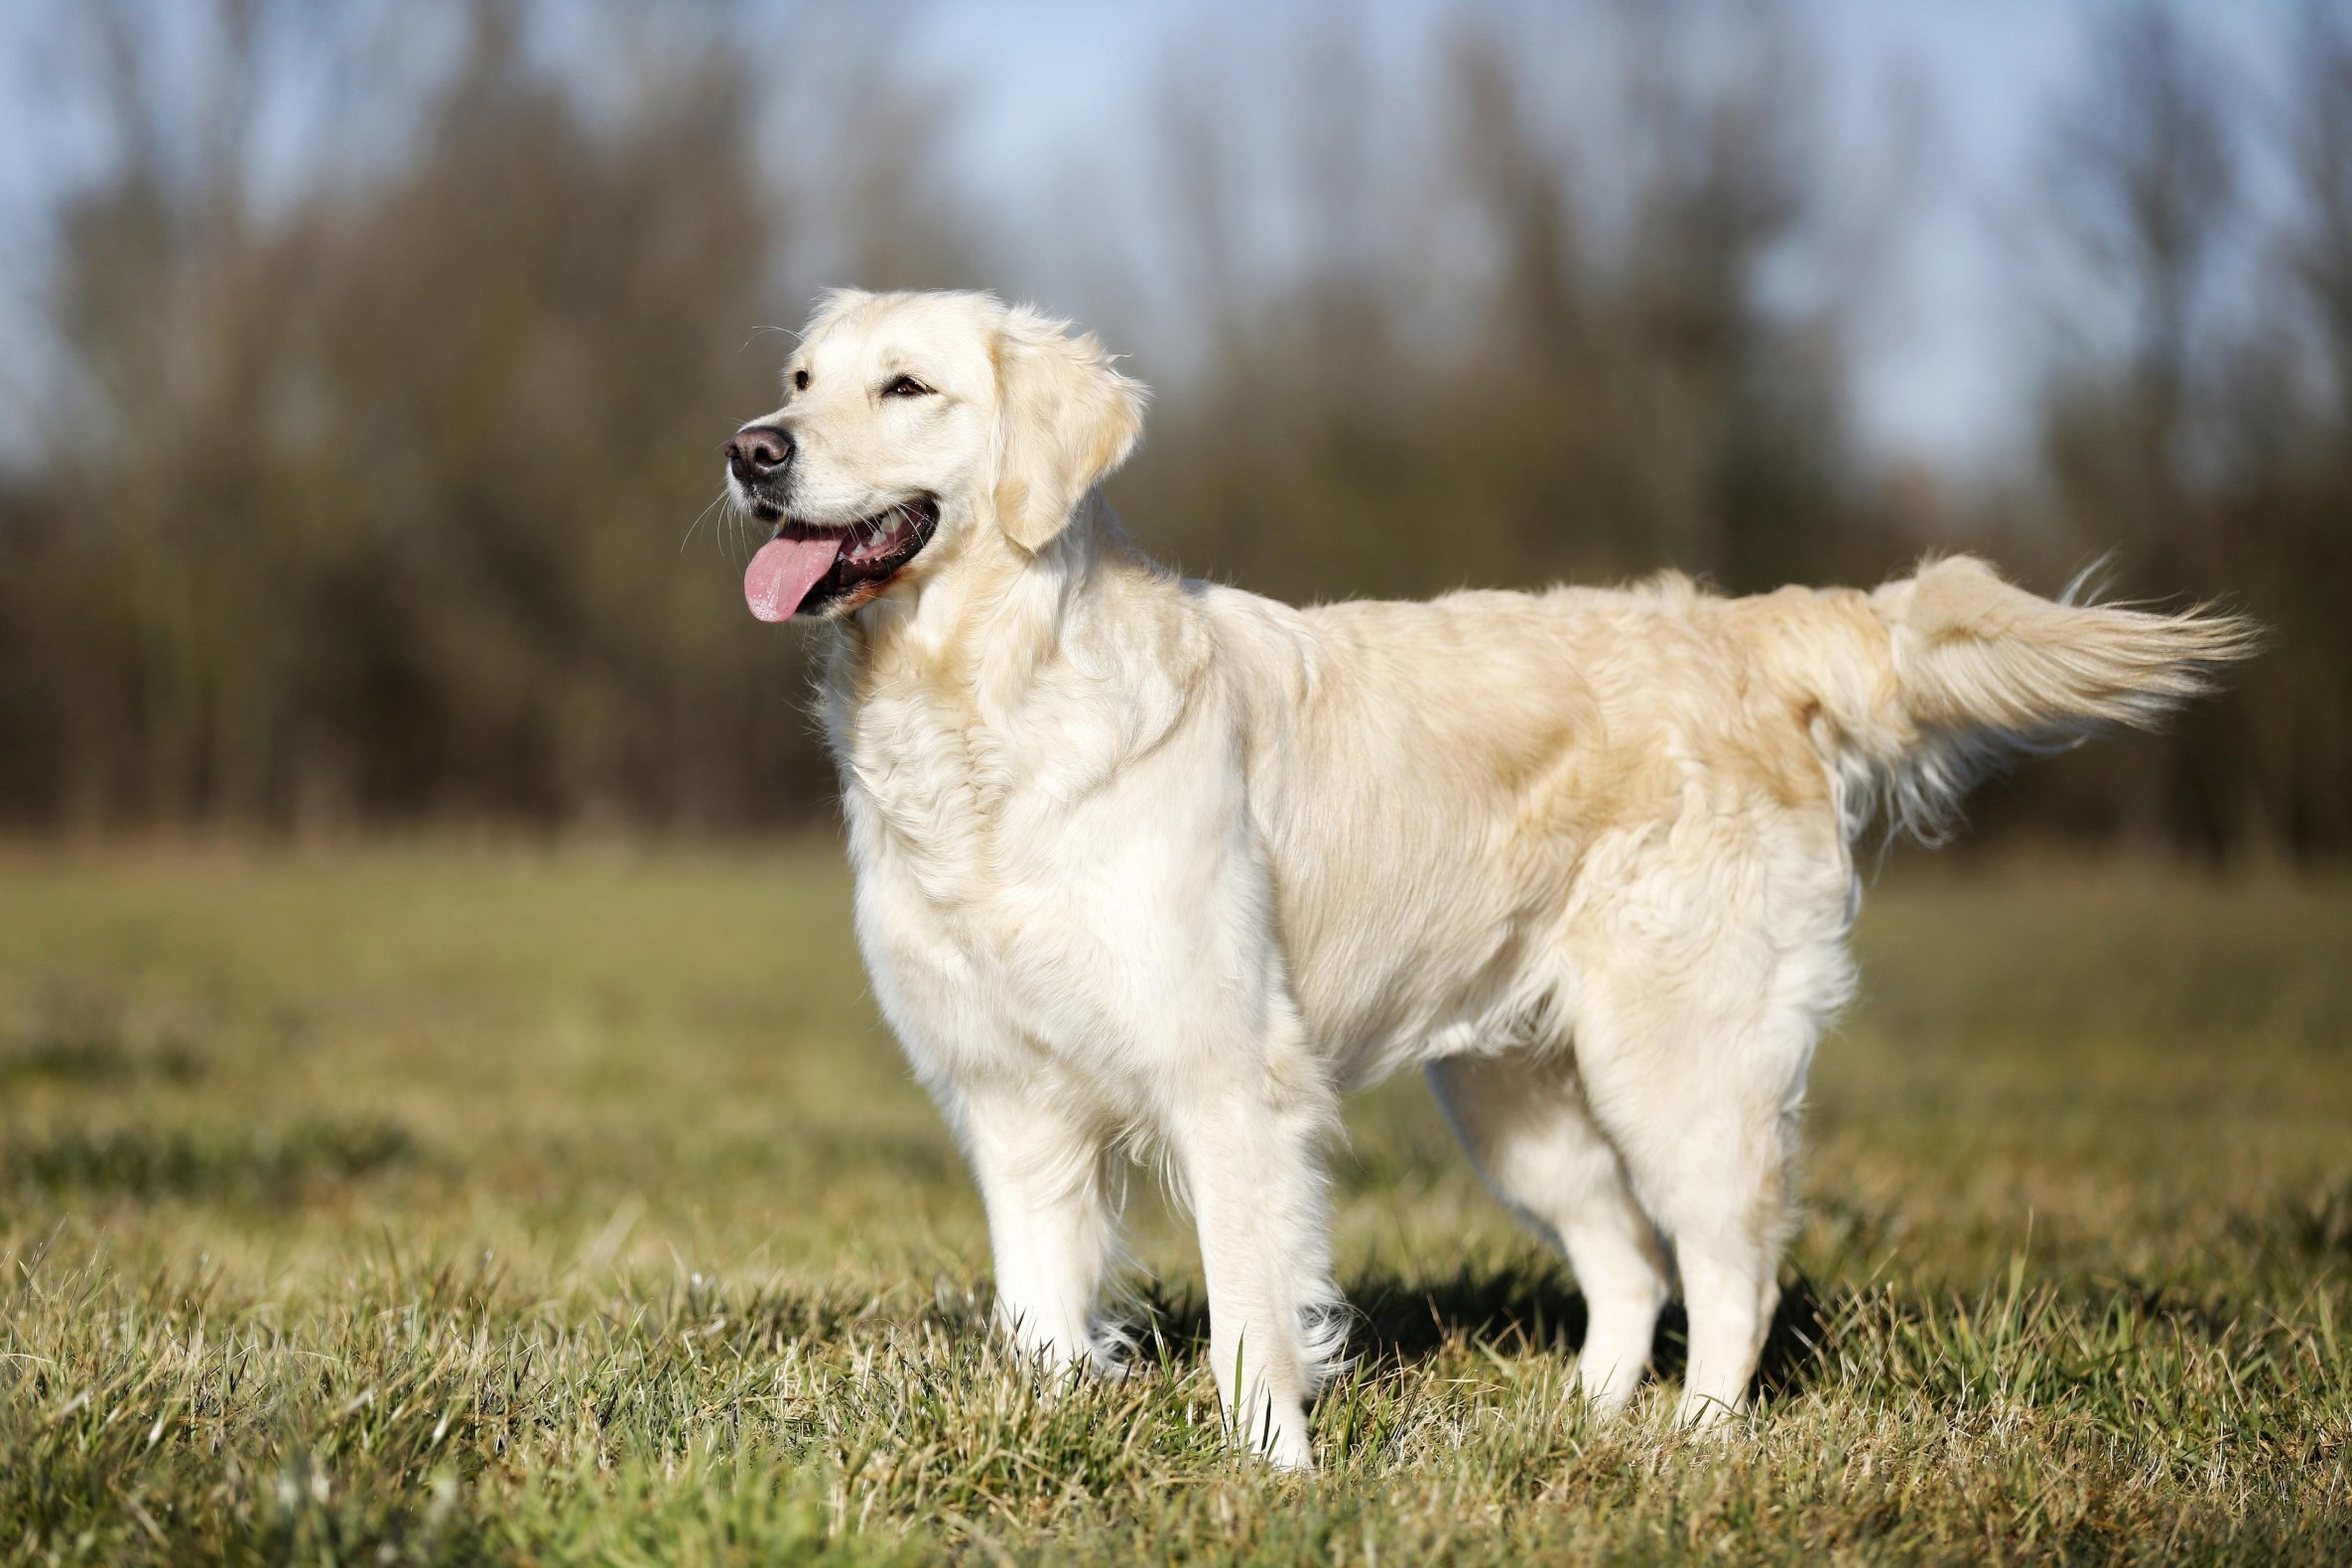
727, 289, 2255, 1468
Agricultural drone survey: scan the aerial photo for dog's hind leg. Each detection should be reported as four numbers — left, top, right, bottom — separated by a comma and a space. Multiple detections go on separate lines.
1569, 868, 1848, 1429
952, 1081, 1123, 1373
1427, 1048, 1673, 1414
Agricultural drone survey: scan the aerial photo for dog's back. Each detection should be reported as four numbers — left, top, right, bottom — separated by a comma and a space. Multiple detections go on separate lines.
1212, 559, 2253, 1090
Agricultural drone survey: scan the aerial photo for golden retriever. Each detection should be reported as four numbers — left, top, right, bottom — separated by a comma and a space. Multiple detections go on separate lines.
722, 289, 2255, 1468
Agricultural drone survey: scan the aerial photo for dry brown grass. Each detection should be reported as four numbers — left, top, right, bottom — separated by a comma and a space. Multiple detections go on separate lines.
3, 846, 2347, 1563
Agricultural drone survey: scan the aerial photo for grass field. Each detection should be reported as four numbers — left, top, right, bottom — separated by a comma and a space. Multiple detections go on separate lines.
3, 845, 2349, 1564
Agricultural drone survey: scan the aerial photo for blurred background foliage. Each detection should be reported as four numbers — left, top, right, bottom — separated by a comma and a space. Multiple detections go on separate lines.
0, 0, 2346, 858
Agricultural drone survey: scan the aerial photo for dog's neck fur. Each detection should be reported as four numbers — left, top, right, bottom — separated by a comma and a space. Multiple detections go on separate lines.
828, 490, 1110, 682
816, 490, 1197, 778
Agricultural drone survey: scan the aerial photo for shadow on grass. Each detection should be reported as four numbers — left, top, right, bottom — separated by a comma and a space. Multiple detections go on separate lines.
0, 1030, 207, 1086
1125, 1259, 1836, 1407
2261, 1179, 2352, 1261
3, 1118, 417, 1204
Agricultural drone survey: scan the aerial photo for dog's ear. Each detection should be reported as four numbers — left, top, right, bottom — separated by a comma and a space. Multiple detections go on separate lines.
989, 309, 1146, 554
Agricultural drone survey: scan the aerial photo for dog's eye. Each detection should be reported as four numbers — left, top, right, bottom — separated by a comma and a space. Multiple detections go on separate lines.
881, 375, 933, 399
792, 369, 809, 391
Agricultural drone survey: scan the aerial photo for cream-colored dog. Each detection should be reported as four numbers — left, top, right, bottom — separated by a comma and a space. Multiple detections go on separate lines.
723, 289, 2253, 1468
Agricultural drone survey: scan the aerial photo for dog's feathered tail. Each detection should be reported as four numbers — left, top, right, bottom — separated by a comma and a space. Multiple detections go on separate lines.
1763, 555, 2262, 845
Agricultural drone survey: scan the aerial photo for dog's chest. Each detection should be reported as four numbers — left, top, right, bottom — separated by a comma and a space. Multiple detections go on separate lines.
832, 678, 1136, 1078
835, 668, 1116, 885
838, 686, 1007, 901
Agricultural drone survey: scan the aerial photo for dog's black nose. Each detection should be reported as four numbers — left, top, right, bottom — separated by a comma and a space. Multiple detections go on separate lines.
727, 426, 793, 483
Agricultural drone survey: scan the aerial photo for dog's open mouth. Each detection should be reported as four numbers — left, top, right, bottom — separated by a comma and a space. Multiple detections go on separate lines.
743, 499, 940, 620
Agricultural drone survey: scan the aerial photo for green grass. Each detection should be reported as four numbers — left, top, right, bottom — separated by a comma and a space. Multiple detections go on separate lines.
2, 844, 2348, 1564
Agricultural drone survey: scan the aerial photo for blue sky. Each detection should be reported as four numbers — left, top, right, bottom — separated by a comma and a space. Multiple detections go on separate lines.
0, 1, 2309, 473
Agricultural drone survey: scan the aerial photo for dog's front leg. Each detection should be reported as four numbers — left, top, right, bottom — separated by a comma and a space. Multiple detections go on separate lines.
952, 1080, 1120, 1374
1170, 1002, 1341, 1472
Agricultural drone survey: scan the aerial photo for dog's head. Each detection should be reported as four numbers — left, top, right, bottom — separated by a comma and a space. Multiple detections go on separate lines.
726, 290, 1146, 621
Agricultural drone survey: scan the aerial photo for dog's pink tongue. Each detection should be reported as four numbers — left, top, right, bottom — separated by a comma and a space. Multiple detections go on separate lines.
743, 535, 842, 622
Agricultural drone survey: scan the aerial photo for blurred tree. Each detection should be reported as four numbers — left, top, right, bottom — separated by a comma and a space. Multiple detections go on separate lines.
0, 0, 943, 832
0, 0, 2341, 860
2011, 2, 2351, 860
1125, 4, 1870, 610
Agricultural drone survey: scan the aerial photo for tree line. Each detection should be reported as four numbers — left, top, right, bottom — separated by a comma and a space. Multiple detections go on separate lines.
1, 1, 2345, 859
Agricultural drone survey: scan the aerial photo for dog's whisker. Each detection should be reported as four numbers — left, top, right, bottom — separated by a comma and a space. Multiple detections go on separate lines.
680, 486, 729, 556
